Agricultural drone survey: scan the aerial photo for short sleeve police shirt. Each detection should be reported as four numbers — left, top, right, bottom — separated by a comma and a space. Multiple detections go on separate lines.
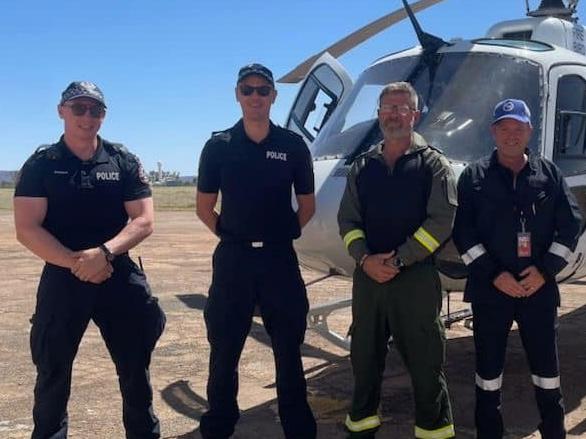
15, 136, 151, 250
197, 119, 314, 242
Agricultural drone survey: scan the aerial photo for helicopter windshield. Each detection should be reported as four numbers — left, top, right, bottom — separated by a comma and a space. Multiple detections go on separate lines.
312, 52, 542, 162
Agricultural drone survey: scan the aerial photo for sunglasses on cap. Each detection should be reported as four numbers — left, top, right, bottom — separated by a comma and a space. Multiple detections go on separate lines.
239, 84, 272, 97
63, 102, 106, 118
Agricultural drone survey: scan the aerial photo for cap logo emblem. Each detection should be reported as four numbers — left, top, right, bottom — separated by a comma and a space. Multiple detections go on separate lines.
80, 81, 98, 92
503, 101, 515, 112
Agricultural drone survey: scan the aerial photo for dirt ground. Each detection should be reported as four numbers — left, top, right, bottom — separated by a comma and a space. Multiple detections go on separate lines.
1, 210, 585, 438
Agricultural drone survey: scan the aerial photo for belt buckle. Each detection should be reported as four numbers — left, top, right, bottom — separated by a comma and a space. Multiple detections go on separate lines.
251, 241, 264, 248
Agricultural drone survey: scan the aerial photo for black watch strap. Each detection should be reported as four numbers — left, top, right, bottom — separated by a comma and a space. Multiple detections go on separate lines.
99, 244, 116, 263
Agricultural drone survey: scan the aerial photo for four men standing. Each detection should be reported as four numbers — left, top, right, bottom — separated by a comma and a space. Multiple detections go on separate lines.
13, 77, 583, 438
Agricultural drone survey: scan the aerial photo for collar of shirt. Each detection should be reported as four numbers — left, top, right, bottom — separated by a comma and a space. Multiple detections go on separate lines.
56, 135, 110, 164
369, 131, 429, 164
231, 118, 278, 146
489, 148, 540, 177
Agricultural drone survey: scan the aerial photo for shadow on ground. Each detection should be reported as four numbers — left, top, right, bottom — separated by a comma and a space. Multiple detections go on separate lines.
166, 294, 586, 439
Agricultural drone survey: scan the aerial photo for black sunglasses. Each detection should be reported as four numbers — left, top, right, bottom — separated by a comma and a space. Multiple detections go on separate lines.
63, 102, 106, 118
239, 84, 272, 97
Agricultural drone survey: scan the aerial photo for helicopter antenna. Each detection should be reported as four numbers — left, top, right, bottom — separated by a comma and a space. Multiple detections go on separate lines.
277, 0, 445, 84
401, 0, 450, 54
400, 0, 449, 114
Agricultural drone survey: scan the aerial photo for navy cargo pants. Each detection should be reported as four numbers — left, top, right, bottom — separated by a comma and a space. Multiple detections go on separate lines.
472, 298, 565, 439
200, 241, 316, 439
30, 256, 166, 439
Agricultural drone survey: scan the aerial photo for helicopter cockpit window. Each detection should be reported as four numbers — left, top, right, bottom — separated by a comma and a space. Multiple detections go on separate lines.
554, 75, 586, 176
310, 56, 418, 160
287, 64, 345, 143
311, 52, 542, 163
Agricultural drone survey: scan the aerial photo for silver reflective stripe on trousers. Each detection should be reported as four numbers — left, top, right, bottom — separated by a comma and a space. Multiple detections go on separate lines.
461, 243, 487, 266
475, 373, 503, 391
548, 242, 572, 262
532, 374, 560, 389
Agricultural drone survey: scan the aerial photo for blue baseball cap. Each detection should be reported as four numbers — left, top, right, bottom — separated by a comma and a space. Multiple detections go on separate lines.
237, 63, 274, 86
492, 99, 531, 126
60, 81, 106, 107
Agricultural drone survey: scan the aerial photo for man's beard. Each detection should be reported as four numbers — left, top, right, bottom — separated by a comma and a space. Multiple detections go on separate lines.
381, 121, 411, 139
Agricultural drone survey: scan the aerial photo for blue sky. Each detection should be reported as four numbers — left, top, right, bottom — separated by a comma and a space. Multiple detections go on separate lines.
1, 0, 585, 175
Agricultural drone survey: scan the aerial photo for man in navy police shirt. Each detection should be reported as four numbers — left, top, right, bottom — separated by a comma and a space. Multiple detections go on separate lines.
14, 81, 165, 439
196, 63, 317, 439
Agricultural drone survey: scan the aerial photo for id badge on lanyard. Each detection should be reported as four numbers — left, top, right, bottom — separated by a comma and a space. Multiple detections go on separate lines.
517, 214, 531, 258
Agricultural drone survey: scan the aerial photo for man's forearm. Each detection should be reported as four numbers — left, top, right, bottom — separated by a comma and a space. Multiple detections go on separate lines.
297, 205, 314, 229
102, 216, 154, 255
16, 225, 75, 268
196, 209, 219, 236
296, 194, 315, 230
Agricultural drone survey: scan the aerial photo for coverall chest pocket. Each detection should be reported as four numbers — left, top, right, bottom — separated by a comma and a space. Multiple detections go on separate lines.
525, 177, 556, 231
528, 176, 555, 212
472, 184, 505, 229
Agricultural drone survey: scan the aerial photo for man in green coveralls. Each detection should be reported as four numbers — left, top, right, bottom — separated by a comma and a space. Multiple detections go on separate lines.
338, 81, 456, 438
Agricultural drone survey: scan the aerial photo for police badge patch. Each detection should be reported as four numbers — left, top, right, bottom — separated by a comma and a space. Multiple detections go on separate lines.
137, 160, 150, 185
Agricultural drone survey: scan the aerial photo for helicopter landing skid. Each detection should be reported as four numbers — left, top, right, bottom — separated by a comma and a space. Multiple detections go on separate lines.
307, 298, 353, 351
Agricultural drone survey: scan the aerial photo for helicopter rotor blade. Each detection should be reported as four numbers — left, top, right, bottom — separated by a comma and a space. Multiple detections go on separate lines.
277, 0, 446, 84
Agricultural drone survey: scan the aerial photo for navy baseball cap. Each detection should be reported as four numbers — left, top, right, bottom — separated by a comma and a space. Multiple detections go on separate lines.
492, 99, 531, 126
237, 63, 274, 86
60, 81, 107, 107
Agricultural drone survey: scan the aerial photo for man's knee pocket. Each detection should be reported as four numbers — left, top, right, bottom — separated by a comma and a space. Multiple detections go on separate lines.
143, 298, 166, 352
30, 314, 73, 370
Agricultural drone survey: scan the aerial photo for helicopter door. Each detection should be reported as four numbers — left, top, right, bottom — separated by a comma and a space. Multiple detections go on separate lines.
285, 52, 353, 144
547, 65, 586, 279
548, 66, 586, 177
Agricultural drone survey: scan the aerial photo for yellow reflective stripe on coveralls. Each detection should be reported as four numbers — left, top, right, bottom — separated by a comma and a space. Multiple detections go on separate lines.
415, 423, 455, 439
345, 414, 381, 432
343, 229, 366, 249
413, 227, 440, 253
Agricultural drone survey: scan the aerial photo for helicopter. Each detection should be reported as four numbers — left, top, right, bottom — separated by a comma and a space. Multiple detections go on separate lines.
278, 0, 586, 349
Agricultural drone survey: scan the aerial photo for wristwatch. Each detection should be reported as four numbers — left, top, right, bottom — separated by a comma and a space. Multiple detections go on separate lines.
393, 256, 405, 269
99, 244, 116, 263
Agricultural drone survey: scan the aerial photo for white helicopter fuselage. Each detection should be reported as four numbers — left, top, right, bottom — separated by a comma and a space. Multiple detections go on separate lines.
289, 16, 586, 290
